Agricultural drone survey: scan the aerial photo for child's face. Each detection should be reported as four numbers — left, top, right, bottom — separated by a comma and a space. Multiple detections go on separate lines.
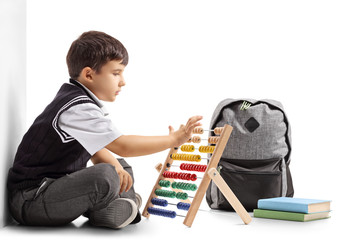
90, 60, 126, 102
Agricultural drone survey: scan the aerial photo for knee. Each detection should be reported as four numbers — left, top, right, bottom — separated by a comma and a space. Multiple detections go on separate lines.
93, 163, 120, 195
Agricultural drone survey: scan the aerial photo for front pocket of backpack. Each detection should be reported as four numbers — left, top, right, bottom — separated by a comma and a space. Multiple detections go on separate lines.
217, 158, 283, 211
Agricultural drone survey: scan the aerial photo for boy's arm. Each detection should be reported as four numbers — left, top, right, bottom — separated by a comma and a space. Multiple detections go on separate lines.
106, 116, 202, 157
91, 148, 133, 193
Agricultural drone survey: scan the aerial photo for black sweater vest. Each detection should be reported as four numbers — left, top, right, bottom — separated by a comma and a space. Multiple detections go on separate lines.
7, 80, 100, 190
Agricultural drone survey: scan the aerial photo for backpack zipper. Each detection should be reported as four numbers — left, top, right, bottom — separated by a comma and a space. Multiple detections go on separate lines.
218, 164, 281, 175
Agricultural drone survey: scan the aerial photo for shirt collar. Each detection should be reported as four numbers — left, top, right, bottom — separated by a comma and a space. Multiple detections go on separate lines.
69, 79, 109, 116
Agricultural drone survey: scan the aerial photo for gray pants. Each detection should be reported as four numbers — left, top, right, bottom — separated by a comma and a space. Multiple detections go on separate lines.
8, 159, 139, 226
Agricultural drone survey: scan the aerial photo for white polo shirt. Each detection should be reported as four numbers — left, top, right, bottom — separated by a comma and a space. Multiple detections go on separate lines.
58, 82, 121, 156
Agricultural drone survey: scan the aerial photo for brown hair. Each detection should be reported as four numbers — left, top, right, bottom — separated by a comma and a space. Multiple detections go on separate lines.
66, 31, 128, 79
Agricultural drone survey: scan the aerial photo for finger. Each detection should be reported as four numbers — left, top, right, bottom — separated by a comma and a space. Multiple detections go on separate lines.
120, 177, 127, 193
168, 125, 174, 134
186, 116, 203, 128
187, 123, 202, 136
119, 173, 124, 193
186, 116, 203, 132
126, 175, 133, 192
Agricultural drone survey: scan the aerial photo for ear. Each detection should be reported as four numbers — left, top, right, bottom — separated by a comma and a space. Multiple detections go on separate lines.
79, 67, 94, 83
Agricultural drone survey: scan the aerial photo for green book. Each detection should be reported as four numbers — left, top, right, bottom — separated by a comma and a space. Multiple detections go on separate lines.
254, 209, 330, 222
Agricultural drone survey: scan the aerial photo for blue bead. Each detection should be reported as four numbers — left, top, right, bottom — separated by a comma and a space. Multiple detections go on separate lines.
177, 202, 191, 210
147, 207, 177, 219
151, 198, 168, 207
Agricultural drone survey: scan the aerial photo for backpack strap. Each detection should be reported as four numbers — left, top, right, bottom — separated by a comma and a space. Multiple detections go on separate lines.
258, 99, 292, 164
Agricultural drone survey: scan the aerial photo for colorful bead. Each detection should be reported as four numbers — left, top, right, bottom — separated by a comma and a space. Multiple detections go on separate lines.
171, 181, 197, 191
163, 171, 198, 181
155, 189, 176, 198
158, 180, 171, 188
175, 192, 188, 200
147, 207, 176, 218
170, 153, 201, 162
151, 198, 168, 207
177, 202, 191, 211
180, 163, 207, 172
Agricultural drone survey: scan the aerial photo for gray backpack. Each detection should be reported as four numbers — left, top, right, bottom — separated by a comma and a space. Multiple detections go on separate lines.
206, 98, 294, 211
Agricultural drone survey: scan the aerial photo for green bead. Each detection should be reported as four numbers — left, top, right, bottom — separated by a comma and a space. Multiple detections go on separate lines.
165, 181, 171, 187
175, 192, 188, 200
159, 180, 171, 188
155, 189, 176, 198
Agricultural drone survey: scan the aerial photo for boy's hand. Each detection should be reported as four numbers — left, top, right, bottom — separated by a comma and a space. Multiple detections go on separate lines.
169, 115, 203, 147
117, 168, 133, 193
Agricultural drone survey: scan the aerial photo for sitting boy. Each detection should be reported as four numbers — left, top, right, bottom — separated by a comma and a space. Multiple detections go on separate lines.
7, 31, 202, 229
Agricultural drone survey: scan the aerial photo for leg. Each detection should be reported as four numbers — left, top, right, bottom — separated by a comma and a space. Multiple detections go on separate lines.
9, 163, 120, 226
117, 158, 142, 224
88, 159, 139, 228
117, 158, 137, 202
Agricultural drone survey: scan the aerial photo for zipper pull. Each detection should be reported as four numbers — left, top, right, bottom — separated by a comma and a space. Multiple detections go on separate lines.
240, 101, 251, 110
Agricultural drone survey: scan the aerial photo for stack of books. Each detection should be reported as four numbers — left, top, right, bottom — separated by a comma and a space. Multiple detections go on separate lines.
254, 197, 331, 222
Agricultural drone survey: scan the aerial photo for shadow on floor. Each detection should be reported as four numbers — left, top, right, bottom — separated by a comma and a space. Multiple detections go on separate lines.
4, 217, 141, 235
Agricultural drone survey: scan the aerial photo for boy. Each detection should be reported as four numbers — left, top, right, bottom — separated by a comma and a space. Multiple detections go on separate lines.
7, 31, 202, 229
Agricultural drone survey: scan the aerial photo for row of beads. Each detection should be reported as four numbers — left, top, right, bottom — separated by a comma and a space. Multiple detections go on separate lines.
187, 136, 219, 144
180, 145, 215, 153
193, 127, 223, 135
159, 179, 197, 191
155, 189, 176, 198
155, 189, 189, 200
180, 163, 207, 172
171, 181, 197, 191
151, 198, 191, 210
170, 153, 201, 162
158, 180, 171, 188
163, 171, 197, 181
147, 207, 176, 218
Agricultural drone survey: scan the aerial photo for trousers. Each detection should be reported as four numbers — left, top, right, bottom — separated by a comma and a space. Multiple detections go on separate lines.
8, 158, 139, 226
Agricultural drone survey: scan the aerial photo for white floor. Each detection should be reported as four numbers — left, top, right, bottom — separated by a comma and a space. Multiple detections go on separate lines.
0, 201, 350, 240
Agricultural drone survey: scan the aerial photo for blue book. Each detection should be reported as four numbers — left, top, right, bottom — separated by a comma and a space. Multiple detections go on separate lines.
257, 197, 331, 213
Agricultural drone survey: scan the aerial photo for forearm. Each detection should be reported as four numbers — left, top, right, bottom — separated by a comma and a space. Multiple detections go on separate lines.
106, 115, 203, 158
106, 135, 175, 157
91, 148, 133, 193
91, 148, 123, 173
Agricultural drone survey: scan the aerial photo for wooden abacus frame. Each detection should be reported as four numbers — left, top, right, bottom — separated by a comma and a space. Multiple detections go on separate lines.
142, 124, 251, 227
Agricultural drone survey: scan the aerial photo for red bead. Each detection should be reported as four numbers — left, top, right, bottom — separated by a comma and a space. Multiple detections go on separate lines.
191, 174, 197, 181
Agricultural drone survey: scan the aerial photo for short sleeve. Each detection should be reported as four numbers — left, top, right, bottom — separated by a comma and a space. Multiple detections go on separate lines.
58, 103, 121, 155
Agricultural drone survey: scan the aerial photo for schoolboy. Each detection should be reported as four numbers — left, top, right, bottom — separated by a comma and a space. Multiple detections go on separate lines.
7, 31, 202, 229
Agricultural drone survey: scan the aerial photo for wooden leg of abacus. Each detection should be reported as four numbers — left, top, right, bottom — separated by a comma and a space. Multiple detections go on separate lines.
183, 124, 233, 227
207, 168, 252, 224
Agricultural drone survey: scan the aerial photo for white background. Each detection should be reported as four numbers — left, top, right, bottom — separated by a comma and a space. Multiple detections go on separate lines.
0, 0, 26, 228
3, 0, 360, 239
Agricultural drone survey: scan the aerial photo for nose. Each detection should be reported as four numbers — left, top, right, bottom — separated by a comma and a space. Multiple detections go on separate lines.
119, 78, 126, 87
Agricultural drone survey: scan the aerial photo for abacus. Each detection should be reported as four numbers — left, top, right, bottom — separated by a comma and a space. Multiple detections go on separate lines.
142, 124, 252, 227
